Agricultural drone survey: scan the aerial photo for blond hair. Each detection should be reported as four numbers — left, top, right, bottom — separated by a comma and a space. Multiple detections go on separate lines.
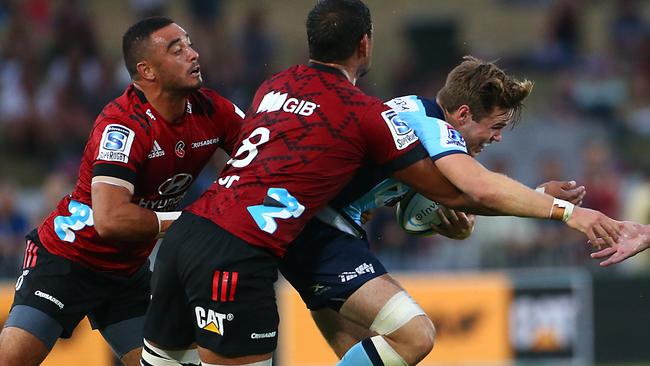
437, 55, 533, 125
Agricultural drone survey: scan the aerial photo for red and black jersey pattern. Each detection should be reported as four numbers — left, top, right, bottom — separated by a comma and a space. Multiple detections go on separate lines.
37, 85, 243, 275
188, 63, 427, 256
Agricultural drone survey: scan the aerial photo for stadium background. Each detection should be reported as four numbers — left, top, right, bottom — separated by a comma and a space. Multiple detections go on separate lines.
0, 0, 649, 365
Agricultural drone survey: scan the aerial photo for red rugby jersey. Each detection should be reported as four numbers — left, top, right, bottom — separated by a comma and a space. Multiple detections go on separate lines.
38, 85, 242, 275
188, 63, 426, 256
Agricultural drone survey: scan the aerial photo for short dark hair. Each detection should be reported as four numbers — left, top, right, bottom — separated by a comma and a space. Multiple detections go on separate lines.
307, 0, 372, 63
122, 16, 174, 78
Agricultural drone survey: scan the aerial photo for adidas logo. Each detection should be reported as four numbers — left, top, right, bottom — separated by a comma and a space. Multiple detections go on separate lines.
256, 91, 319, 116
148, 140, 165, 159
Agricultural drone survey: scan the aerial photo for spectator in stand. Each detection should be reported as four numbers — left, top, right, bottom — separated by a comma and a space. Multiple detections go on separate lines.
0, 182, 29, 278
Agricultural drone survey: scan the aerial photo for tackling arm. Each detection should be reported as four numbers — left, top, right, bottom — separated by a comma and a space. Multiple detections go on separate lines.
91, 178, 178, 241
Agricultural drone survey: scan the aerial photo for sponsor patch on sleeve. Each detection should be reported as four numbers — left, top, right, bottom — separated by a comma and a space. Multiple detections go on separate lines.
381, 109, 419, 150
439, 122, 467, 151
97, 124, 136, 163
384, 96, 420, 112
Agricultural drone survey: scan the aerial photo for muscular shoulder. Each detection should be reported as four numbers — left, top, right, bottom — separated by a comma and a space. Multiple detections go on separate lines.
96, 86, 151, 133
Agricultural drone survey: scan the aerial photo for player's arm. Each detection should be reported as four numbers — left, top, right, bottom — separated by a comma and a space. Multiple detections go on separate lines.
392, 155, 621, 244
91, 177, 178, 241
432, 180, 583, 241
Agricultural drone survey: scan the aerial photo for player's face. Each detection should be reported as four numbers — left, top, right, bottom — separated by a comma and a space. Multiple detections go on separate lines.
149, 24, 202, 92
461, 107, 512, 156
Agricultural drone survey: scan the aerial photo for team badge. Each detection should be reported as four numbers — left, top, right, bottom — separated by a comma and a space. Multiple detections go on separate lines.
175, 141, 185, 158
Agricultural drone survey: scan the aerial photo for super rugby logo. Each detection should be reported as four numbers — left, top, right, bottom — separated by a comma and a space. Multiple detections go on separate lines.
381, 109, 418, 150
256, 91, 319, 116
194, 306, 233, 335
97, 124, 135, 163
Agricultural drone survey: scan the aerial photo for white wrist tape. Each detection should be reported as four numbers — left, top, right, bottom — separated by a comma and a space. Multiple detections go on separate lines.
535, 186, 545, 194
154, 211, 182, 233
551, 198, 575, 222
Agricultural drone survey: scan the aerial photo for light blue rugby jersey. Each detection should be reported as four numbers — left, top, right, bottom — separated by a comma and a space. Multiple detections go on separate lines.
341, 95, 469, 225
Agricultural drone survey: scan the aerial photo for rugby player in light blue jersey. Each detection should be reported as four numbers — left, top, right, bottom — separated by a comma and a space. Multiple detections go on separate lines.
280, 56, 588, 365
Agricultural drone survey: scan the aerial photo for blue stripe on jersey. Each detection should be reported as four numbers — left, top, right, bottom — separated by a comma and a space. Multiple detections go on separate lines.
342, 96, 468, 225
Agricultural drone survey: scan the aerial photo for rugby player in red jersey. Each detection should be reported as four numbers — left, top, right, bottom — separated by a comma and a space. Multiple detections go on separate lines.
280, 56, 590, 364
140, 2, 620, 366
0, 17, 243, 366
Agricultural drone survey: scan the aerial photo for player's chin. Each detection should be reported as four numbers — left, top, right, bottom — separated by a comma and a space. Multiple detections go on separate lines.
183, 78, 203, 91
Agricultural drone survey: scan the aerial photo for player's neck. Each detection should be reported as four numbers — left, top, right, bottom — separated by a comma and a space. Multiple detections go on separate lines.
134, 83, 188, 123
309, 60, 357, 85
437, 99, 459, 129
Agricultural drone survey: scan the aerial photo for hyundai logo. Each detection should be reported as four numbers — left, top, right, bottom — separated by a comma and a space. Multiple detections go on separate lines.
158, 174, 193, 196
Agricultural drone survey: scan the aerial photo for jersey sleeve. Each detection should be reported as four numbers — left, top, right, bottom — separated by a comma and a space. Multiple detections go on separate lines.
361, 101, 427, 171
203, 89, 245, 156
388, 95, 469, 161
89, 116, 150, 185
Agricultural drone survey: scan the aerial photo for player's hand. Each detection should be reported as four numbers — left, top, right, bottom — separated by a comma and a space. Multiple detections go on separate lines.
590, 221, 650, 266
360, 210, 375, 225
565, 206, 621, 247
537, 180, 586, 205
431, 208, 475, 240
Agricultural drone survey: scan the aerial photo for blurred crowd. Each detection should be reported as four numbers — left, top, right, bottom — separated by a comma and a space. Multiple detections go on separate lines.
0, 0, 649, 279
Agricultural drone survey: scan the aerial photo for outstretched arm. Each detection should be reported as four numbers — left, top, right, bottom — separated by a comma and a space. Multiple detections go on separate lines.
430, 180, 582, 241
391, 156, 620, 245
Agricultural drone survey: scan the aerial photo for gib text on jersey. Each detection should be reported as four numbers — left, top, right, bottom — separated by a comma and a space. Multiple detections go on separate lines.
188, 64, 427, 256
38, 86, 243, 275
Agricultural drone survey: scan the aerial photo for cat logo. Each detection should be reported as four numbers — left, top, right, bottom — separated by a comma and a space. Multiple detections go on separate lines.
194, 306, 232, 335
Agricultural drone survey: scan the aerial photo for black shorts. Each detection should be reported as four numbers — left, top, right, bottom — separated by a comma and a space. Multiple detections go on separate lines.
279, 219, 387, 311
11, 230, 151, 338
143, 212, 279, 357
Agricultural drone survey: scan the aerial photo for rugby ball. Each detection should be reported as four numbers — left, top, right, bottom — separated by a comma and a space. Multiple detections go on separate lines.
396, 190, 442, 236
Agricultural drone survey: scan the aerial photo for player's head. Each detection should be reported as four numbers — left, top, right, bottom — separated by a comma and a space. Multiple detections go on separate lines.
307, 0, 373, 78
437, 56, 533, 156
123, 17, 202, 93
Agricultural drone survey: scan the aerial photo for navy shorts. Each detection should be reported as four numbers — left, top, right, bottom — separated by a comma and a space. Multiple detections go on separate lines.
143, 212, 280, 357
279, 219, 387, 312
10, 230, 151, 338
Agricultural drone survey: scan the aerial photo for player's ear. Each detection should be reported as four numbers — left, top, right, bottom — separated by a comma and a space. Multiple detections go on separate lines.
136, 61, 155, 82
358, 34, 371, 59
454, 105, 472, 127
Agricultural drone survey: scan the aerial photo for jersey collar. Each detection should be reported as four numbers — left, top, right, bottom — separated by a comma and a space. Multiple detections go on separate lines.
307, 62, 348, 78
418, 97, 446, 121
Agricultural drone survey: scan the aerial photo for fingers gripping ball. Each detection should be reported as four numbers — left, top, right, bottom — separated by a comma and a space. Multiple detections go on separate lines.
396, 190, 443, 236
